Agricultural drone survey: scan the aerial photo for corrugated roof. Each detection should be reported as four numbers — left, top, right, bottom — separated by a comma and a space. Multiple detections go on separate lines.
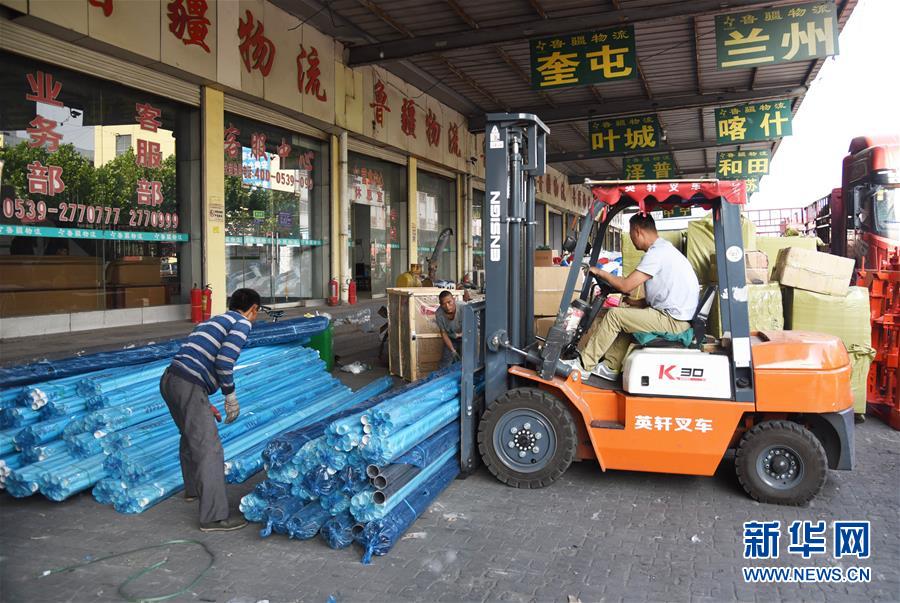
281, 0, 858, 179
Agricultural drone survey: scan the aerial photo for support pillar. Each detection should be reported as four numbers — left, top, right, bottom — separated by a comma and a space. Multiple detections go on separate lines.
201, 87, 226, 314
408, 157, 418, 267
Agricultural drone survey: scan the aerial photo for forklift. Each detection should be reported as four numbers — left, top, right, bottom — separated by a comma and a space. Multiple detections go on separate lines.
457, 113, 854, 506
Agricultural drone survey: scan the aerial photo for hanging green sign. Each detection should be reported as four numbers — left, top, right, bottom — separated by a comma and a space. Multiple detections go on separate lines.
588, 115, 661, 156
530, 25, 637, 90
716, 150, 771, 180
716, 100, 793, 143
715, 1, 839, 70
744, 177, 761, 195
622, 154, 675, 179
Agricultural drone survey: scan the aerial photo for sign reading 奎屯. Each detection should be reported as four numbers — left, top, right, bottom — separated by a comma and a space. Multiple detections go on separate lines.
715, 1, 839, 70
716, 100, 793, 143
530, 26, 637, 90
716, 150, 771, 180
622, 154, 675, 179
589, 115, 661, 156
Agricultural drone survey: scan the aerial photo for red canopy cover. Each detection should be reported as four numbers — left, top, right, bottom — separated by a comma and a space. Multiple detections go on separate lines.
591, 180, 746, 214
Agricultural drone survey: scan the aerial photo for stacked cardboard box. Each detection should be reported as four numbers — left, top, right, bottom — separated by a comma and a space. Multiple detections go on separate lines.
756, 236, 818, 279
686, 214, 756, 284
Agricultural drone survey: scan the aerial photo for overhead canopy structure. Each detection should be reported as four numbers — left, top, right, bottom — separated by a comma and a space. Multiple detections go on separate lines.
275, 0, 857, 182
589, 180, 747, 213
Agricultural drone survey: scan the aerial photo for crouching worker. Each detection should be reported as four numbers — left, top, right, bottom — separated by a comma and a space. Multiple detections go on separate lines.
436, 290, 463, 367
562, 213, 698, 381
159, 288, 261, 531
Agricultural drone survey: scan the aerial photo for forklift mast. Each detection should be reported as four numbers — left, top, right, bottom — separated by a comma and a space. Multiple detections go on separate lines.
482, 113, 549, 407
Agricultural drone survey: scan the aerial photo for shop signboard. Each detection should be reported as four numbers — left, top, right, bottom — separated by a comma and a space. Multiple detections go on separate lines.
588, 115, 662, 156
622, 154, 675, 179
715, 1, 839, 70
530, 25, 637, 90
716, 150, 771, 179
716, 100, 793, 143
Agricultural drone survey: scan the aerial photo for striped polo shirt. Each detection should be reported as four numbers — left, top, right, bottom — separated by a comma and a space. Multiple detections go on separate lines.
169, 311, 253, 395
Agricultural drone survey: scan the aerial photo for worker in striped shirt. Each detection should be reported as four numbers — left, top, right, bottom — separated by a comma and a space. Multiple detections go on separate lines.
159, 288, 260, 532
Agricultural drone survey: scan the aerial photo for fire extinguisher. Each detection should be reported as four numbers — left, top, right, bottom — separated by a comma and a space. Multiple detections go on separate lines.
201, 284, 212, 321
347, 279, 357, 305
190, 283, 203, 323
327, 278, 339, 306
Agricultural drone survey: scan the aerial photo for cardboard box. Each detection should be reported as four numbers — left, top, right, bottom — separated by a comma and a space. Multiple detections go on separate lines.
106, 258, 162, 286
108, 286, 167, 309
708, 283, 783, 337
0, 288, 105, 317
773, 247, 854, 296
709, 250, 769, 284
534, 266, 584, 316
0, 257, 101, 291
687, 215, 756, 284
756, 236, 818, 278
534, 249, 555, 267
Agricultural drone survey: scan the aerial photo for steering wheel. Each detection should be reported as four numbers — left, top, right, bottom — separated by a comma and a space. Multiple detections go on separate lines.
582, 264, 616, 305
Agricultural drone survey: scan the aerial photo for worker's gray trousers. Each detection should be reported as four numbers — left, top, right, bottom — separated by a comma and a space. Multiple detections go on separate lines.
159, 369, 229, 524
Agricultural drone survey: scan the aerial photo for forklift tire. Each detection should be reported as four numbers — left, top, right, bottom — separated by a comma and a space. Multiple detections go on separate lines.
478, 388, 577, 489
735, 420, 827, 506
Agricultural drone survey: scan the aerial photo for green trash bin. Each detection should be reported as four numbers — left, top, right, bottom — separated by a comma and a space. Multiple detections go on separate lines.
308, 322, 334, 371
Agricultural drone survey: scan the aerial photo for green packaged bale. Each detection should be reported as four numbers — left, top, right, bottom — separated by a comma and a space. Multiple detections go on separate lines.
622, 229, 685, 274
708, 283, 783, 338
784, 286, 872, 412
757, 236, 818, 279
686, 215, 756, 284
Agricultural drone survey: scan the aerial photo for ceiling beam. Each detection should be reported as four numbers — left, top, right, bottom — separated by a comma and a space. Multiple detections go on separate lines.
356, 0, 415, 38
548, 138, 772, 164
468, 85, 806, 131
348, 0, 775, 65
528, 0, 548, 20
446, 0, 479, 30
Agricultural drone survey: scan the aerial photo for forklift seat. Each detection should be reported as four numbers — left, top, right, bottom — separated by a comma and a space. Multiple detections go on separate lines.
638, 286, 717, 350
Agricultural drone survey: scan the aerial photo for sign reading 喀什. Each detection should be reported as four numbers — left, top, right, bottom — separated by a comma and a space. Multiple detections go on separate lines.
715, 1, 839, 70
530, 26, 637, 90
716, 100, 793, 144
589, 115, 661, 156
716, 150, 771, 180
622, 154, 675, 180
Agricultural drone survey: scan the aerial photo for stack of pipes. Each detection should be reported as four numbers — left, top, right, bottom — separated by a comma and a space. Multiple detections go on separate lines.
241, 366, 465, 563
0, 339, 375, 512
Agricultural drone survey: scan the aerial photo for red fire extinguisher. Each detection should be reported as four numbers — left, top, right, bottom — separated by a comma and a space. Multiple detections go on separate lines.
201, 284, 212, 321
190, 283, 203, 323
347, 279, 357, 305
327, 278, 339, 306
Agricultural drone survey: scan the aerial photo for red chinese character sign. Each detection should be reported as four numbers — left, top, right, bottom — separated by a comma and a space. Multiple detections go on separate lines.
135, 103, 162, 132
27, 162, 66, 197
238, 10, 275, 77
136, 179, 164, 207
224, 125, 241, 159
89, 0, 113, 17
297, 45, 327, 102
26, 72, 63, 106
136, 140, 162, 169
27, 117, 62, 152
167, 0, 211, 53
401, 99, 416, 138
448, 123, 461, 157
370, 79, 390, 128
425, 110, 440, 148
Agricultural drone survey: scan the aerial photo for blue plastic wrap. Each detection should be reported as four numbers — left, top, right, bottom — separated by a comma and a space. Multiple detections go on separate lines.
391, 421, 460, 469
360, 399, 459, 465
320, 511, 355, 549
0, 316, 328, 388
285, 501, 330, 540
260, 495, 310, 537
359, 457, 459, 564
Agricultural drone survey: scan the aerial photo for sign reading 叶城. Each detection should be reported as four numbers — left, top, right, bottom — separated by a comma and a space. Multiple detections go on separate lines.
622, 154, 675, 179
589, 115, 661, 156
716, 150, 771, 180
530, 26, 637, 90
715, 1, 839, 70
716, 100, 793, 143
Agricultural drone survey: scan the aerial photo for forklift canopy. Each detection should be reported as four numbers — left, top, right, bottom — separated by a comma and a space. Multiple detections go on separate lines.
589, 180, 747, 214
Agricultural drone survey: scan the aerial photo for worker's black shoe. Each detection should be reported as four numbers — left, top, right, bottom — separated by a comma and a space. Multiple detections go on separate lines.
199, 516, 247, 532
184, 494, 198, 503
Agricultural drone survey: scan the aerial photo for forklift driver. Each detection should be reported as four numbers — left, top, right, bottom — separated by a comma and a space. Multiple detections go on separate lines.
562, 212, 699, 381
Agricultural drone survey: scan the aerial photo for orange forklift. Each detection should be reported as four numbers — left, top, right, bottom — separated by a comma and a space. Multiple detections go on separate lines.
457, 114, 854, 506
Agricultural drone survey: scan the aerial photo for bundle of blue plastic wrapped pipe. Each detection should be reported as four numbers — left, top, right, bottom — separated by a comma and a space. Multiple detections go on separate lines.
239, 365, 463, 564
0, 316, 370, 511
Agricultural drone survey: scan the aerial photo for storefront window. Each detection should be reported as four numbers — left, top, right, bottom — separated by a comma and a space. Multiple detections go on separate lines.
549, 211, 563, 253
472, 189, 484, 271
223, 113, 330, 303
0, 52, 197, 318
348, 154, 407, 297
535, 201, 547, 248
417, 171, 457, 283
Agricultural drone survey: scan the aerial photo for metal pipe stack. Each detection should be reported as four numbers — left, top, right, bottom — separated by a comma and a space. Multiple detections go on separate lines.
0, 327, 381, 513
241, 366, 463, 563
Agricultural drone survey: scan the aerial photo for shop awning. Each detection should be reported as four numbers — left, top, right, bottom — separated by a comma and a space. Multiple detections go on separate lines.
589, 179, 746, 214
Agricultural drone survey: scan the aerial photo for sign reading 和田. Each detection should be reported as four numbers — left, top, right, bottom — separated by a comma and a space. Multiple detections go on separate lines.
716, 100, 793, 143
589, 115, 661, 156
530, 26, 637, 90
715, 1, 839, 70
717, 150, 771, 180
